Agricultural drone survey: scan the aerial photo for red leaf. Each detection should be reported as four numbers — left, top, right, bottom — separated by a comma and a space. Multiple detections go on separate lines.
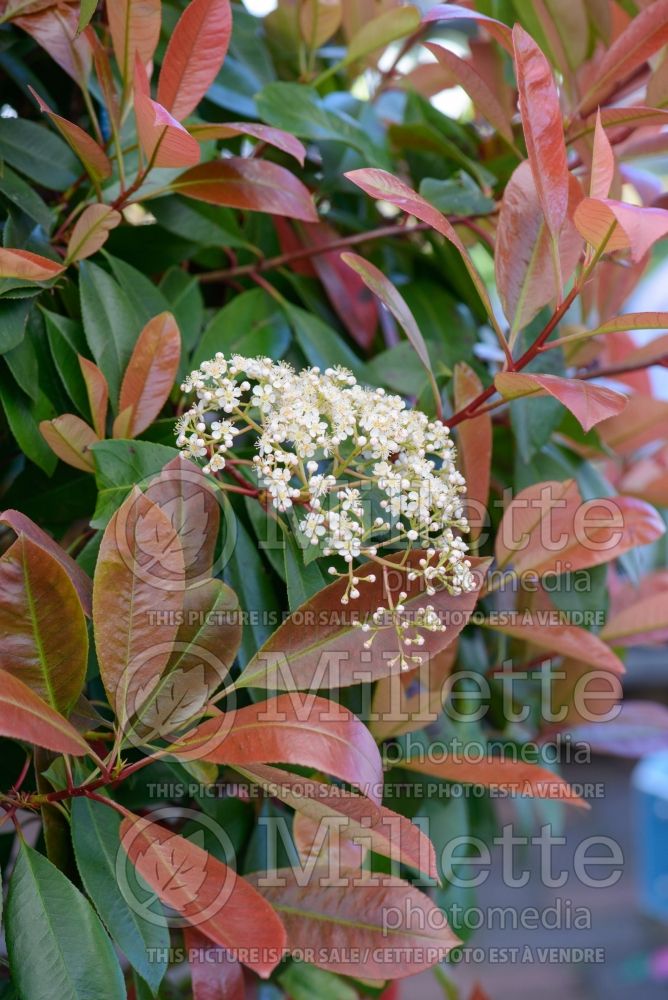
482, 617, 624, 674
342, 252, 434, 388
39, 413, 99, 471
134, 55, 201, 169
66, 205, 121, 264
513, 25, 570, 239
454, 363, 491, 540
0, 535, 88, 714
287, 223, 377, 349
120, 814, 286, 978
238, 763, 438, 880
590, 109, 615, 201
0, 509, 92, 616
144, 456, 221, 583
184, 927, 246, 1000
563, 701, 668, 757
171, 694, 384, 801
30, 88, 111, 181
344, 168, 498, 328
574, 197, 668, 262
235, 553, 489, 691
93, 488, 185, 725
371, 643, 458, 740
579, 0, 668, 113
16, 5, 91, 87
248, 869, 458, 978
402, 756, 586, 806
188, 122, 306, 165
602, 585, 668, 646
0, 248, 64, 281
567, 106, 668, 143
0, 669, 90, 756
172, 159, 318, 222
157, 0, 232, 122
495, 480, 665, 576
114, 312, 181, 439
495, 372, 627, 432
107, 0, 161, 85
495, 162, 583, 340
425, 43, 514, 145
422, 4, 513, 53
79, 357, 109, 439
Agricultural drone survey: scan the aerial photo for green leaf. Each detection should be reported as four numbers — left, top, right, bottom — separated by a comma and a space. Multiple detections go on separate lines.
256, 83, 388, 167
104, 254, 171, 327
279, 962, 357, 1000
150, 196, 246, 249
344, 4, 420, 66
223, 504, 280, 666
420, 174, 495, 216
0, 298, 32, 354
6, 842, 126, 1000
72, 795, 169, 993
78, 0, 98, 32
0, 163, 52, 231
283, 301, 367, 380
160, 267, 204, 357
0, 119, 80, 190
193, 288, 291, 367
79, 261, 142, 407
283, 529, 328, 611
0, 367, 57, 474
42, 309, 90, 416
91, 439, 179, 527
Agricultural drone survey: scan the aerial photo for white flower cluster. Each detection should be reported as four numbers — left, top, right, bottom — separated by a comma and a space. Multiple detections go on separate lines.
177, 355, 475, 649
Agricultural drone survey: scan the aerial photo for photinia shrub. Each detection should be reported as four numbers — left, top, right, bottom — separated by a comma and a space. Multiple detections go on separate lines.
1, 0, 668, 997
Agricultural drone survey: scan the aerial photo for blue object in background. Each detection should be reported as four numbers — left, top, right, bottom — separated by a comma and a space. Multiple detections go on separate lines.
633, 749, 668, 922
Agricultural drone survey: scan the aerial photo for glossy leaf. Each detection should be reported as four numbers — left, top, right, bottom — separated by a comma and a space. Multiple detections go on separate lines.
345, 168, 499, 332
16, 5, 92, 87
6, 842, 125, 1000
93, 488, 185, 724
402, 756, 585, 806
579, 0, 668, 113
483, 617, 624, 674
454, 363, 491, 539
238, 763, 437, 880
119, 813, 287, 978
235, 554, 489, 691
0, 509, 92, 615
171, 158, 318, 222
107, 0, 161, 85
30, 88, 111, 182
602, 590, 668, 645
495, 162, 583, 340
574, 197, 668, 262
513, 25, 570, 238
184, 926, 246, 1000
66, 205, 121, 264
554, 311, 668, 347
0, 248, 64, 281
342, 252, 437, 401
40, 413, 99, 471
425, 43, 514, 145
188, 121, 306, 164
495, 372, 627, 432
590, 109, 615, 200
79, 356, 109, 438
495, 480, 665, 576
72, 794, 169, 992
248, 869, 458, 978
172, 694, 383, 801
0, 669, 89, 755
422, 4, 513, 53
157, 0, 233, 122
134, 55, 201, 169
0, 534, 87, 714
113, 312, 181, 438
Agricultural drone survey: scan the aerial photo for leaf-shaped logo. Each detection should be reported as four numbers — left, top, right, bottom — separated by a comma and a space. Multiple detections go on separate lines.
137, 834, 208, 912
135, 662, 211, 740
160, 491, 212, 573
135, 502, 184, 578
